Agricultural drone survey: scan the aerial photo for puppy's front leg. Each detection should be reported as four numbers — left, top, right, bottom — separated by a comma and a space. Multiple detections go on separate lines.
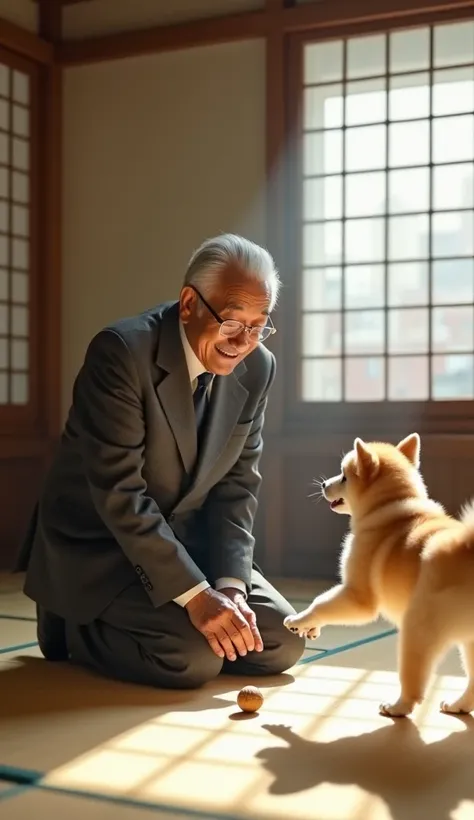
284, 584, 377, 639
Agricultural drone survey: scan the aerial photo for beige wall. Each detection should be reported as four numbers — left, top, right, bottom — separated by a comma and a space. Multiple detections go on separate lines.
63, 0, 263, 40
62, 39, 266, 419
0, 0, 36, 32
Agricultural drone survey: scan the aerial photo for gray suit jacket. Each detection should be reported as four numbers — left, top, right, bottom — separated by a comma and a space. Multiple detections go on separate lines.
18, 301, 275, 623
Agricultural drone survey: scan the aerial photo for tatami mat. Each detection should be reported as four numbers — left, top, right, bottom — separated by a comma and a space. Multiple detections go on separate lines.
1, 573, 472, 820
0, 787, 193, 820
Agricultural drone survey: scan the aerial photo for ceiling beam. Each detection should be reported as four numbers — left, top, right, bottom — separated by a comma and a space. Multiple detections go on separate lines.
56, 0, 474, 66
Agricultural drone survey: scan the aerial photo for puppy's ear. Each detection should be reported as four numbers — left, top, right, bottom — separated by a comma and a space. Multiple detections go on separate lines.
354, 438, 379, 478
397, 432, 420, 468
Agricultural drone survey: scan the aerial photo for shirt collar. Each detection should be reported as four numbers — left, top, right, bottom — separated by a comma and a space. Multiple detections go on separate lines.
179, 319, 207, 384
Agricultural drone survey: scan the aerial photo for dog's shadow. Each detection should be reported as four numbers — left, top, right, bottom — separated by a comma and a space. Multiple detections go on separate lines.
258, 717, 474, 820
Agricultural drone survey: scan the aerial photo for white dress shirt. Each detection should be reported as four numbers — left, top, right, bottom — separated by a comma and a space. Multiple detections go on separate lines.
172, 321, 247, 607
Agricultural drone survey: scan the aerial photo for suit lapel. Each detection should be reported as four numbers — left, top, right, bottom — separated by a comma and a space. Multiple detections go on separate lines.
155, 303, 197, 475
192, 362, 248, 489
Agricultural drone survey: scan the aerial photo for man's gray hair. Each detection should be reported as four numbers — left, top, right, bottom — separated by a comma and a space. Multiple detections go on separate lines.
183, 233, 281, 312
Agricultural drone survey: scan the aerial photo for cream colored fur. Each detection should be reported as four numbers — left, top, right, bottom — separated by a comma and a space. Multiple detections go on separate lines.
284, 433, 474, 717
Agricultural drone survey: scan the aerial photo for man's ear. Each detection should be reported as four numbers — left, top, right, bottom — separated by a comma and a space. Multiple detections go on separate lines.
179, 286, 196, 324
397, 432, 420, 468
354, 437, 379, 478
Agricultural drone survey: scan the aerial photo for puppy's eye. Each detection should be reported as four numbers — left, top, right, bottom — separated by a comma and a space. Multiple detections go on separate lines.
341, 475, 347, 483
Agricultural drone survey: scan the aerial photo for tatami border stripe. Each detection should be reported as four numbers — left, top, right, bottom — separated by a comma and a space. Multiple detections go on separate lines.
0, 641, 38, 655
296, 628, 397, 665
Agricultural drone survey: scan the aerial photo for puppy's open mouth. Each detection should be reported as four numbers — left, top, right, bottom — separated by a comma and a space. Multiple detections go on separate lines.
330, 498, 344, 510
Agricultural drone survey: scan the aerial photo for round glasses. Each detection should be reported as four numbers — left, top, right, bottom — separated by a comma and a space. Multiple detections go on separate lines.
219, 320, 275, 342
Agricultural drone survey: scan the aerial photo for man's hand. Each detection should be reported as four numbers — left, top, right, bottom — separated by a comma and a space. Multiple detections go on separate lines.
185, 587, 261, 662
219, 587, 263, 654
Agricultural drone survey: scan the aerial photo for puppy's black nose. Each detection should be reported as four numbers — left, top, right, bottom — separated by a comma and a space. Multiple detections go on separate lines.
321, 480, 326, 489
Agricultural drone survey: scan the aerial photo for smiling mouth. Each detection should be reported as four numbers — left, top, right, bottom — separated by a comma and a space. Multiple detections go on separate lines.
330, 498, 344, 510
215, 346, 238, 359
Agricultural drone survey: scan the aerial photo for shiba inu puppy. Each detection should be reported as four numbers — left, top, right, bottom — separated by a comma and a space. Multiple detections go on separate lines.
284, 433, 474, 717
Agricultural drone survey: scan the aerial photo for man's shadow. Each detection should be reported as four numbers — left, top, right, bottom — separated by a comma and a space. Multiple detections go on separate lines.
258, 717, 474, 820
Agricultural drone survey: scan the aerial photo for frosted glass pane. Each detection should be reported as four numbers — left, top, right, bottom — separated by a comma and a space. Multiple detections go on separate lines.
304, 41, 343, 85
345, 172, 385, 217
433, 306, 474, 352
303, 176, 343, 220
433, 116, 474, 163
432, 354, 474, 399
0, 268, 6, 300
390, 28, 430, 73
345, 265, 385, 308
432, 212, 473, 257
389, 308, 429, 353
0, 201, 8, 232
11, 372, 28, 404
11, 271, 28, 303
432, 259, 474, 304
11, 305, 28, 337
433, 164, 473, 210
11, 338, 28, 369
304, 85, 343, 129
12, 239, 28, 270
345, 357, 385, 401
0, 65, 9, 98
0, 372, 7, 403
302, 358, 342, 401
0, 99, 9, 131
346, 125, 386, 171
433, 67, 474, 116
0, 133, 8, 164
12, 138, 29, 171
434, 21, 474, 67
0, 337, 7, 368
388, 262, 429, 306
345, 78, 386, 125
0, 236, 7, 267
12, 105, 29, 138
389, 121, 429, 167
388, 215, 429, 260
303, 312, 341, 356
347, 35, 385, 79
12, 206, 28, 237
0, 303, 8, 334
12, 172, 28, 204
302, 268, 342, 311
12, 71, 29, 105
345, 218, 385, 263
303, 222, 343, 265
389, 356, 429, 400
345, 311, 384, 354
304, 131, 343, 176
0, 167, 8, 198
389, 73, 430, 120
388, 168, 430, 213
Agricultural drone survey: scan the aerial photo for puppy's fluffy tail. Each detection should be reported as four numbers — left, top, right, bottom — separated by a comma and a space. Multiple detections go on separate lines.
460, 499, 474, 534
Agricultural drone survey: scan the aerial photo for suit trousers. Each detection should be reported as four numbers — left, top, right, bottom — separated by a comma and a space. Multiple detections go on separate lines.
51, 570, 305, 689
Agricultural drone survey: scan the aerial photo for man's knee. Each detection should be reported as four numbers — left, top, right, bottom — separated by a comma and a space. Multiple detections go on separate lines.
172, 640, 224, 689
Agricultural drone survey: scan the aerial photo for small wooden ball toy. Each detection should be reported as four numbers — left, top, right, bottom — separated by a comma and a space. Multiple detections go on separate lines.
237, 685, 264, 713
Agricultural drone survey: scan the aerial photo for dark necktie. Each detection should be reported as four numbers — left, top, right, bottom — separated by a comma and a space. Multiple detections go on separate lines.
193, 372, 212, 434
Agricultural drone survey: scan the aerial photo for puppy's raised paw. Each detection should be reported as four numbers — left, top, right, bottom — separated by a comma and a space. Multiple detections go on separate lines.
283, 613, 320, 639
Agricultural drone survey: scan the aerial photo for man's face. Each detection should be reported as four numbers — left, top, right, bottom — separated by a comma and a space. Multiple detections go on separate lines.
179, 267, 271, 375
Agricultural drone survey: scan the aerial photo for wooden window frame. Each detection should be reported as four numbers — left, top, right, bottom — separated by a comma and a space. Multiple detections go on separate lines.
282, 7, 474, 437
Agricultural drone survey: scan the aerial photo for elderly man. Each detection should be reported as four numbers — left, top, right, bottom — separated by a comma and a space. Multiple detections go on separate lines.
18, 233, 304, 688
